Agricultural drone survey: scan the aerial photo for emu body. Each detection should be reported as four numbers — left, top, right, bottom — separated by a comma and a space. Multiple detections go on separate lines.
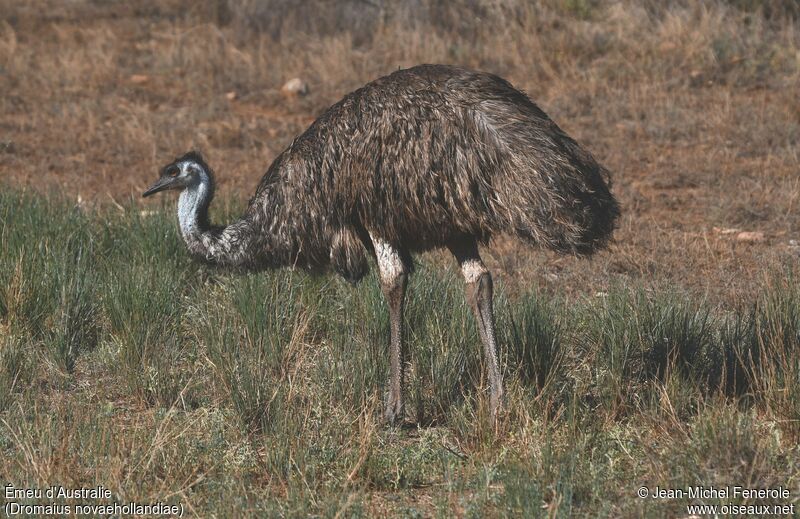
143, 64, 620, 424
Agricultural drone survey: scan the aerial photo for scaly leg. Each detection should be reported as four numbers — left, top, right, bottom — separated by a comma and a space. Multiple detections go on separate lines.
449, 238, 504, 421
370, 235, 409, 425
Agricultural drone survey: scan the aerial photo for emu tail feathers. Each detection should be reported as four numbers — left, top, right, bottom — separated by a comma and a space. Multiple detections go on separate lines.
469, 91, 621, 256
494, 140, 620, 256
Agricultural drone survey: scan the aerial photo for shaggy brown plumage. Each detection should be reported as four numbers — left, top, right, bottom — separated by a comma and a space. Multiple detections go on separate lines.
146, 64, 619, 280
143, 64, 620, 425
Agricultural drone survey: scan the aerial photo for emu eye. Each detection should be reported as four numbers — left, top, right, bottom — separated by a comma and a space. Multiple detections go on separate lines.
166, 166, 179, 177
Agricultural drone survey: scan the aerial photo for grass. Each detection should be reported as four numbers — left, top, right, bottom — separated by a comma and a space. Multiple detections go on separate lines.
1, 0, 799, 515
1, 189, 799, 516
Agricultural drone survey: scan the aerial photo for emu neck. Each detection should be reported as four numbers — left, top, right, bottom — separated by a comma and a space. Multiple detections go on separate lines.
178, 178, 212, 239
174, 172, 262, 269
172, 162, 321, 271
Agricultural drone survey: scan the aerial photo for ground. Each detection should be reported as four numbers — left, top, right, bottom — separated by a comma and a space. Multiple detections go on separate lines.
1, 1, 799, 517
3, 0, 799, 303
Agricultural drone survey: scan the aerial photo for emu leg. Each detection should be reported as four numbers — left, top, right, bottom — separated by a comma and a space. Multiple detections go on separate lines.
449, 239, 504, 421
383, 272, 407, 425
370, 236, 409, 425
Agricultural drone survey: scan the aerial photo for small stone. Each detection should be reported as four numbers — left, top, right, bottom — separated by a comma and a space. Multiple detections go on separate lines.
658, 41, 677, 53
129, 74, 149, 84
713, 226, 740, 235
225, 91, 237, 101
281, 77, 309, 97
736, 231, 765, 243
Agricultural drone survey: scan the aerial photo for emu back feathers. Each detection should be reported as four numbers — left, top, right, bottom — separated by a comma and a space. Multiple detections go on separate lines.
247, 64, 620, 281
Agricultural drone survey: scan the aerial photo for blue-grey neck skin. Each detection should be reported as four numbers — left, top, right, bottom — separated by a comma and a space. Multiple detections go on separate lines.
177, 172, 210, 240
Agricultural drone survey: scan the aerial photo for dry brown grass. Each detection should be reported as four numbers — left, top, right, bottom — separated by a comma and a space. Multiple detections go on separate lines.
1, 0, 798, 305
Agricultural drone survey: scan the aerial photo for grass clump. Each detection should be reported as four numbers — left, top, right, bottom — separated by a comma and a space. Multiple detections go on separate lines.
200, 272, 308, 434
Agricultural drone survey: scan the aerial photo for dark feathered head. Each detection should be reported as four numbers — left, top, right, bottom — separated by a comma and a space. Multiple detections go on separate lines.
142, 151, 214, 198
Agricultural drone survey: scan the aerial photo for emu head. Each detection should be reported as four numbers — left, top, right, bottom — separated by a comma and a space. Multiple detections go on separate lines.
142, 151, 211, 198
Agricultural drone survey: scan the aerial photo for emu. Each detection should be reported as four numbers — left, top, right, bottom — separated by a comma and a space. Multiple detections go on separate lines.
143, 64, 620, 425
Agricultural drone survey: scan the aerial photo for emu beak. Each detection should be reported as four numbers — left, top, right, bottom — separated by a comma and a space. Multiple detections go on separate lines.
142, 176, 178, 197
